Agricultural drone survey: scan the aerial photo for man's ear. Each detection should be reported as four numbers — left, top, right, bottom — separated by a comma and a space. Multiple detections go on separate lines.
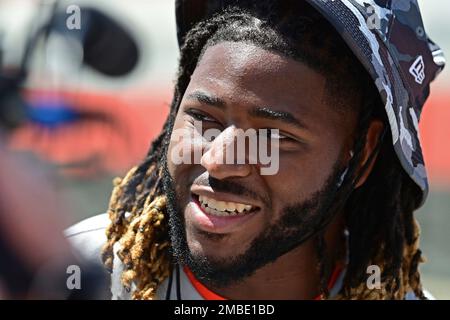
354, 119, 385, 188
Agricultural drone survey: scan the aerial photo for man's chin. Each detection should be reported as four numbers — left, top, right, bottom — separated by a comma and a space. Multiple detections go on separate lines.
186, 235, 246, 266
184, 250, 247, 288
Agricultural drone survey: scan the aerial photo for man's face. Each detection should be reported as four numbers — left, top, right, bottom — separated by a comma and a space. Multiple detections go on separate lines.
165, 42, 357, 287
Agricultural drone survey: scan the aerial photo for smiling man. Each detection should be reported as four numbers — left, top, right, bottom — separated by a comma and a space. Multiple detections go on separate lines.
67, 0, 445, 300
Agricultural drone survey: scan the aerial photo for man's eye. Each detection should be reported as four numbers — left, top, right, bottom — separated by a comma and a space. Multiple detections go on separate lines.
265, 129, 290, 141
185, 109, 217, 122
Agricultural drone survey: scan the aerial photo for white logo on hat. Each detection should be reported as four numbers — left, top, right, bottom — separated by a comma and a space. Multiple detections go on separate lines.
409, 55, 425, 85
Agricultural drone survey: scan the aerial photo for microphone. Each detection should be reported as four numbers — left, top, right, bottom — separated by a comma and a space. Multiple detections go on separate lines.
0, 5, 141, 130
52, 7, 140, 77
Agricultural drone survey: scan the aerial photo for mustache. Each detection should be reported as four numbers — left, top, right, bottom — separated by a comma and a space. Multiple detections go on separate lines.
193, 175, 271, 208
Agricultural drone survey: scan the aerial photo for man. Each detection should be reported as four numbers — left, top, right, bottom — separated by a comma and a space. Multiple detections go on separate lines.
67, 0, 445, 299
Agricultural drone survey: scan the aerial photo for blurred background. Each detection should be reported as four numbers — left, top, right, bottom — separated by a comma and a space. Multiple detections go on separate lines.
0, 0, 448, 298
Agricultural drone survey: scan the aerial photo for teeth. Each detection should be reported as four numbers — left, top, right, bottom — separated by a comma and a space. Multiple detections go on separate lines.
226, 202, 236, 212
209, 198, 218, 210
236, 204, 245, 213
216, 200, 226, 212
197, 195, 254, 216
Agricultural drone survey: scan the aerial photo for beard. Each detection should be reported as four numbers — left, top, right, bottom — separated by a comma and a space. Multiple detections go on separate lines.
162, 160, 343, 289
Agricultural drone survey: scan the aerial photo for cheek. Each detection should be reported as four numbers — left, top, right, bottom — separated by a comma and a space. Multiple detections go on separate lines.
166, 128, 192, 205
167, 117, 205, 198
167, 138, 182, 180
167, 111, 209, 177
167, 116, 197, 178
266, 148, 339, 209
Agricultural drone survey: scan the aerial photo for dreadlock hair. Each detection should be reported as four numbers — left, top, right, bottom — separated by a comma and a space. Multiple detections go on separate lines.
102, 0, 426, 300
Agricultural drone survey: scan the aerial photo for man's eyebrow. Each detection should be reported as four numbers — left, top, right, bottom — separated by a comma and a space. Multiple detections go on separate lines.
185, 91, 226, 109
249, 106, 307, 130
185, 92, 307, 129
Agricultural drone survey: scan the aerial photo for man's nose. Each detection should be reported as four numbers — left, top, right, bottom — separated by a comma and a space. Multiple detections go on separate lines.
200, 126, 252, 180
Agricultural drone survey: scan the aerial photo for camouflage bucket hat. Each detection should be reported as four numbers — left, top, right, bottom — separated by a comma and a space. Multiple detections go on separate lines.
175, 0, 446, 206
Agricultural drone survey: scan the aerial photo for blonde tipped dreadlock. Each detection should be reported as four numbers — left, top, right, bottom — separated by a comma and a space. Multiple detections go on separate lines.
333, 218, 425, 300
103, 163, 172, 300
102, 2, 428, 300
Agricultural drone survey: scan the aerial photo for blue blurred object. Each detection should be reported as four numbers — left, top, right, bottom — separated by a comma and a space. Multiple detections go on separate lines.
0, 2, 140, 132
26, 99, 79, 128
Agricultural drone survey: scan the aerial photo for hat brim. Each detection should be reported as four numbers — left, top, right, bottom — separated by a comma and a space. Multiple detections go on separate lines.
305, 0, 428, 206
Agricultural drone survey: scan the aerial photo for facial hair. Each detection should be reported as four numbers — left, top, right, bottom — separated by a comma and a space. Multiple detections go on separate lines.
162, 161, 343, 288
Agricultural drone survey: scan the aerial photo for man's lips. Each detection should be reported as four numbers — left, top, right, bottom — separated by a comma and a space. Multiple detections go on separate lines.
186, 187, 261, 234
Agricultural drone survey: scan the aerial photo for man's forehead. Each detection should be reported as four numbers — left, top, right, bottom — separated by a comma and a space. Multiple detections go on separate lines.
194, 42, 323, 81
197, 42, 289, 75
188, 41, 328, 111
